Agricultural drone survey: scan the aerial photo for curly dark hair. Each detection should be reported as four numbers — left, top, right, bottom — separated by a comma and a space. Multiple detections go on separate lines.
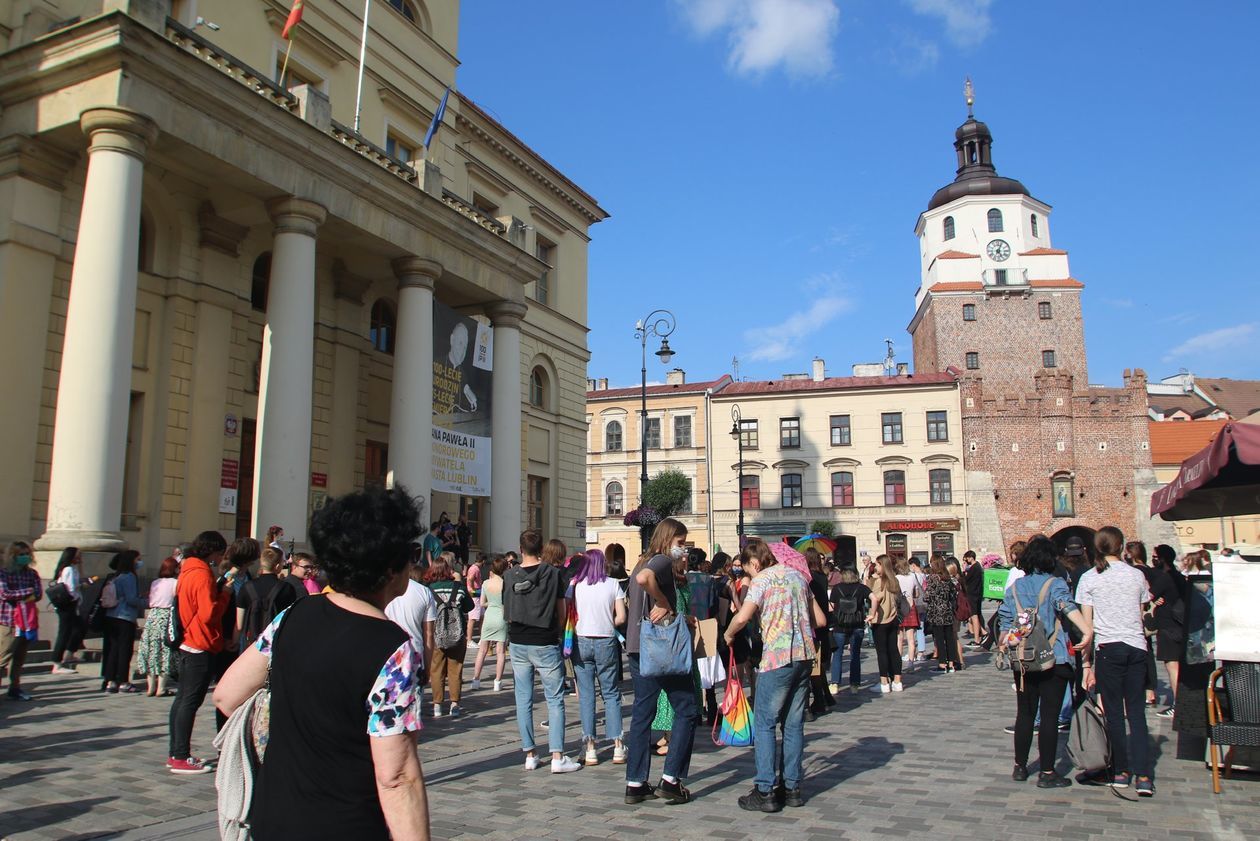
308, 486, 423, 598
190, 530, 228, 560
1021, 535, 1059, 575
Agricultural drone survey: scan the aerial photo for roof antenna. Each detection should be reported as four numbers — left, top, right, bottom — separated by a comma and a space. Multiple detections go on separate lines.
732, 355, 741, 382
964, 77, 975, 118
884, 339, 896, 377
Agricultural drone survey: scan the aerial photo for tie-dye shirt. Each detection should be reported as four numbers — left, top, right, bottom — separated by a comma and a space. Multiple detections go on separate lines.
256, 608, 423, 737
745, 564, 817, 673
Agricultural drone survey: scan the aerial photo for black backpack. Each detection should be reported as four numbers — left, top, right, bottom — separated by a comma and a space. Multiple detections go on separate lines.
831, 584, 867, 629
239, 577, 293, 650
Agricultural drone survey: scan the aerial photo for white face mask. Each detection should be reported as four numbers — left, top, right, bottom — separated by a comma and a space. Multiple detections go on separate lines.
669, 545, 686, 560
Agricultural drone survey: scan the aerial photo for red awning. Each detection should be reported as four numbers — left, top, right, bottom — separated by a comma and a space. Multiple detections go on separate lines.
1152, 420, 1260, 520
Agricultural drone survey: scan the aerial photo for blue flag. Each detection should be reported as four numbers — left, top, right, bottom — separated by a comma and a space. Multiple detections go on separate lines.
423, 87, 450, 150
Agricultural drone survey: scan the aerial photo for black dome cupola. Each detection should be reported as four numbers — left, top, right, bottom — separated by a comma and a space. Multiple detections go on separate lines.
927, 78, 1031, 211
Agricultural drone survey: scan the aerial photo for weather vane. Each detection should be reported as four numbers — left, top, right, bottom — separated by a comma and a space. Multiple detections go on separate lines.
964, 77, 975, 118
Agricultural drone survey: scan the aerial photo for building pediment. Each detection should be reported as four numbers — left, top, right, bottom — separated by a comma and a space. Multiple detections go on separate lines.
773, 459, 810, 470
823, 457, 862, 468
875, 455, 913, 466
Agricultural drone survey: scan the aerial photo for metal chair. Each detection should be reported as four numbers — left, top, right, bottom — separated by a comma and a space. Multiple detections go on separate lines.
1208, 661, 1260, 793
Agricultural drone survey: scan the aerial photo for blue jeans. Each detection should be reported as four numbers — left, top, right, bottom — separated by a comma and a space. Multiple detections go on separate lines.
753, 660, 811, 792
916, 625, 927, 655
510, 642, 566, 754
572, 636, 623, 741
625, 653, 696, 784
830, 629, 863, 686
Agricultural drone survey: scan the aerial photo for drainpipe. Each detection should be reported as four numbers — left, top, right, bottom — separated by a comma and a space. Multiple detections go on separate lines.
704, 386, 715, 552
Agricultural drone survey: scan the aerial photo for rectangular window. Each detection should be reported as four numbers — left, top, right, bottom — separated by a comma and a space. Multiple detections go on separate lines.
965, 352, 979, 370
365, 439, 389, 491
883, 470, 906, 505
527, 475, 547, 531
781, 474, 803, 508
740, 475, 760, 510
831, 472, 854, 507
678, 478, 693, 514
929, 468, 953, 504
994, 269, 1008, 285
830, 414, 851, 446
1042, 350, 1057, 368
534, 236, 555, 308
385, 133, 414, 163
644, 417, 662, 449
881, 412, 903, 444
926, 410, 949, 442
780, 417, 801, 449
1039, 301, 1052, 319
739, 418, 758, 450
673, 416, 692, 448
963, 303, 976, 321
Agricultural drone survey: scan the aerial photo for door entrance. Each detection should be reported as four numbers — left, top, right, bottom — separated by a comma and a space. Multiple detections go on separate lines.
235, 418, 256, 539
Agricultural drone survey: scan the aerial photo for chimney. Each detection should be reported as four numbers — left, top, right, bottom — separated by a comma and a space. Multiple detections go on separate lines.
666, 369, 685, 385
597, 377, 608, 390
812, 358, 826, 382
896, 363, 909, 376
586, 378, 596, 392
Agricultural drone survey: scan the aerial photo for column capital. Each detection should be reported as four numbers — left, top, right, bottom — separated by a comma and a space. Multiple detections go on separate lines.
392, 256, 442, 289
80, 107, 158, 160
266, 196, 327, 237
485, 299, 529, 328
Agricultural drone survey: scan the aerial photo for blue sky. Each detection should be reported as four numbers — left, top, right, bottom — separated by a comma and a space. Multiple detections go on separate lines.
456, 1, 1260, 388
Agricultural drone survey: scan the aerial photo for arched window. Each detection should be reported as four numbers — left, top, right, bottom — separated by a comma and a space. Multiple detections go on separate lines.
943, 216, 955, 241
831, 472, 854, 508
883, 470, 906, 505
781, 473, 803, 508
530, 366, 548, 408
605, 420, 623, 452
251, 252, 271, 313
387, 0, 419, 24
1030, 213, 1039, 238
605, 481, 623, 517
369, 299, 396, 354
741, 475, 760, 510
987, 208, 1003, 233
929, 468, 952, 504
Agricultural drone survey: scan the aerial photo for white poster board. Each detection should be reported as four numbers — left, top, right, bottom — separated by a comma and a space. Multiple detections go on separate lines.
1213, 554, 1260, 663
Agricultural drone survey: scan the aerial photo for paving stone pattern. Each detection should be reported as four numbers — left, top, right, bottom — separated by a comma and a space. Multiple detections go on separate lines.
2, 645, 1258, 841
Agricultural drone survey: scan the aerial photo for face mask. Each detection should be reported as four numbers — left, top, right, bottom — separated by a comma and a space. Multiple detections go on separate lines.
731, 566, 742, 577
136, 560, 144, 570
14, 554, 32, 567
669, 545, 686, 560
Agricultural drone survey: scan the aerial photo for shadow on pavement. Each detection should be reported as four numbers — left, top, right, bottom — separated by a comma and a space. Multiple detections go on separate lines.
0, 795, 115, 838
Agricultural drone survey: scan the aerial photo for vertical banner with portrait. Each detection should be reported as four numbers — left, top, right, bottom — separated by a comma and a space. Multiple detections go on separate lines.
432, 301, 493, 496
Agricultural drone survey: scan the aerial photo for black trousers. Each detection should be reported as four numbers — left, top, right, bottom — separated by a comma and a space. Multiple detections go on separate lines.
1097, 642, 1152, 777
101, 618, 137, 685
931, 623, 960, 667
168, 651, 212, 760
872, 621, 902, 679
52, 605, 85, 662
1014, 662, 1072, 771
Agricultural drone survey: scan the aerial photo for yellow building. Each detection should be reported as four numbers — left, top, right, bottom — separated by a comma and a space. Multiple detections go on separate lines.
585, 372, 731, 554
1, 1, 606, 571
1149, 420, 1260, 551
710, 361, 971, 563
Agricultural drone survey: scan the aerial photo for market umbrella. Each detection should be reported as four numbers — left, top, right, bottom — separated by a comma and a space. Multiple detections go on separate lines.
769, 540, 811, 582
793, 533, 838, 555
1151, 418, 1260, 520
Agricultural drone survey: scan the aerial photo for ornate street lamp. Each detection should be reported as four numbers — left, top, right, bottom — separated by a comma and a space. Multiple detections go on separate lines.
635, 310, 676, 550
730, 404, 745, 546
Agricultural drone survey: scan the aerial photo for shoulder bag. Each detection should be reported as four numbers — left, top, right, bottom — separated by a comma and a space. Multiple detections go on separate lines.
638, 584, 692, 678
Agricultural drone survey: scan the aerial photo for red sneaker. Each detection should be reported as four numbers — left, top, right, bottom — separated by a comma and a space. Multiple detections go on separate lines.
167, 756, 214, 775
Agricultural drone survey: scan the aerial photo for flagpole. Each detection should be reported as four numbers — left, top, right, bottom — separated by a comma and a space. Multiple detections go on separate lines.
353, 0, 372, 133
279, 38, 294, 86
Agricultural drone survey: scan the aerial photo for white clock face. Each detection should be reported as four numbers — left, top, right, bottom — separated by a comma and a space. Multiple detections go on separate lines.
987, 239, 1011, 262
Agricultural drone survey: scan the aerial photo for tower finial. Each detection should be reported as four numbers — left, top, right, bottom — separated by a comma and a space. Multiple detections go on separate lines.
964, 77, 975, 118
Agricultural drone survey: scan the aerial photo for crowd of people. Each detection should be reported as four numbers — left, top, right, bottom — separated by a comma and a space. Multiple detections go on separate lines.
0, 490, 1228, 838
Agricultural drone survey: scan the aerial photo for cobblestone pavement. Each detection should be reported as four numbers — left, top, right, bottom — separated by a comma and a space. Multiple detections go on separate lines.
2, 643, 1258, 841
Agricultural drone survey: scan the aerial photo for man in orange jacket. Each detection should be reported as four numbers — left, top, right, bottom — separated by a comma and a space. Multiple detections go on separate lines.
167, 530, 231, 775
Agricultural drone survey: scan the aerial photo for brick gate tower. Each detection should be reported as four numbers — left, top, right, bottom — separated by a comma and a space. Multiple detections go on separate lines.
906, 82, 1175, 555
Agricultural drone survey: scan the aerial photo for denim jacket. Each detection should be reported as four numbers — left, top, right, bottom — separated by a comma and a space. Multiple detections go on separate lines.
997, 572, 1077, 665
105, 572, 146, 623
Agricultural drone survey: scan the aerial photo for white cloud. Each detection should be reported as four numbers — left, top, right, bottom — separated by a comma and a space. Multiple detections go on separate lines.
1105, 297, 1135, 309
743, 294, 853, 362
888, 32, 941, 75
676, 0, 841, 78
907, 0, 995, 47
1163, 323, 1257, 362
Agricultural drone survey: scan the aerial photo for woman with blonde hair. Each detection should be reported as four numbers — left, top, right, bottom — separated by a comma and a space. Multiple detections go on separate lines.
865, 554, 904, 693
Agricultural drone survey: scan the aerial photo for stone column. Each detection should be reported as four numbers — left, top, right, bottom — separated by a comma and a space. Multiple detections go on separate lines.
37, 108, 157, 556
486, 300, 528, 553
388, 257, 441, 504
250, 197, 326, 544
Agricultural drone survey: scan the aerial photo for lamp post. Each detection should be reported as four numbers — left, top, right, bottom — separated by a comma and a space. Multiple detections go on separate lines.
730, 404, 745, 547
635, 309, 676, 550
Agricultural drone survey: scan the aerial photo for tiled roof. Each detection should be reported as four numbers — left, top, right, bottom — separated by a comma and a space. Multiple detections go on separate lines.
936, 250, 980, 259
1195, 377, 1260, 420
715, 372, 956, 397
1029, 278, 1084, 288
1148, 419, 1228, 465
927, 281, 984, 293
587, 374, 733, 401
1019, 247, 1068, 256
1148, 392, 1217, 419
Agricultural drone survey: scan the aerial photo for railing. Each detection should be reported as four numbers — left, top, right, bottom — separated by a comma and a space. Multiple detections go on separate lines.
166, 19, 297, 113
441, 190, 506, 235
330, 120, 417, 184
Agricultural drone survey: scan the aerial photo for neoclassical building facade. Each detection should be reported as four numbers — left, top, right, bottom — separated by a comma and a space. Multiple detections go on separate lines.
0, 1, 605, 570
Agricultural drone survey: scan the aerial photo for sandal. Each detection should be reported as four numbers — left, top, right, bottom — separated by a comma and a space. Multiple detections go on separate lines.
120, 684, 143, 694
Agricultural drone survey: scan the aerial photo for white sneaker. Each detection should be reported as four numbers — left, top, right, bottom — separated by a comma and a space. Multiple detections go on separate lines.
449, 704, 463, 718
827, 683, 841, 694
470, 679, 482, 691
432, 704, 444, 718
493, 680, 503, 692
872, 683, 890, 694
612, 743, 626, 764
551, 756, 582, 774
584, 744, 599, 766
524, 754, 539, 771
891, 682, 905, 692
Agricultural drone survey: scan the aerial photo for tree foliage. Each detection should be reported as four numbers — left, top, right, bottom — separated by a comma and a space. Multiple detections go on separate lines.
809, 519, 836, 538
643, 469, 692, 520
